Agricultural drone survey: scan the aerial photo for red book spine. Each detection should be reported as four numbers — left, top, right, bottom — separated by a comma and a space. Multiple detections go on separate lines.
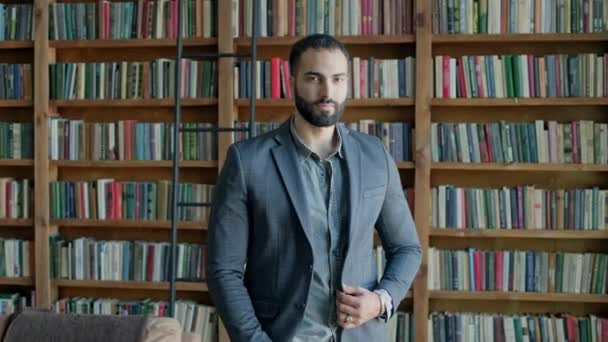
146, 244, 155, 281
495, 250, 503, 291
442, 56, 450, 98
474, 251, 482, 291
270, 57, 281, 99
484, 124, 494, 162
475, 55, 485, 98
360, 60, 366, 98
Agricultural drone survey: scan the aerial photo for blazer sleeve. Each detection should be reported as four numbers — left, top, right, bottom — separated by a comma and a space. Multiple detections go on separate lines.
206, 144, 272, 342
374, 142, 422, 314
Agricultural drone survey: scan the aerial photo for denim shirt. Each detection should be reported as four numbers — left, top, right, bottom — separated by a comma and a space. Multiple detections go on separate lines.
289, 117, 349, 342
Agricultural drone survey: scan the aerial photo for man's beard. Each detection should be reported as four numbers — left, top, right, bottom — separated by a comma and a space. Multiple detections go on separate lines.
294, 91, 346, 127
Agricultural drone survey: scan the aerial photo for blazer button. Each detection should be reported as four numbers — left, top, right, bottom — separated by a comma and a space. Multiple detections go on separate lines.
308, 264, 313, 271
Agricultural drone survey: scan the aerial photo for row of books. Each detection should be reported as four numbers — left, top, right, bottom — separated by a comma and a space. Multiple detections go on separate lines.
343, 121, 413, 161
54, 298, 217, 341
428, 248, 608, 294
428, 312, 608, 342
0, 179, 31, 219
48, 118, 218, 161
0, 64, 32, 100
433, 0, 608, 34
0, 4, 33, 41
233, 120, 414, 161
49, 180, 213, 221
50, 60, 217, 100
432, 185, 608, 230
234, 0, 414, 37
431, 120, 608, 164
0, 293, 29, 315
0, 122, 33, 159
234, 57, 415, 99
49, 0, 215, 40
387, 311, 413, 342
0, 239, 30, 278
49, 236, 206, 282
434, 54, 607, 98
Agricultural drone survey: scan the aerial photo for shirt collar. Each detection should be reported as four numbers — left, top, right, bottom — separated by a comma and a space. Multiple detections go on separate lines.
289, 115, 344, 162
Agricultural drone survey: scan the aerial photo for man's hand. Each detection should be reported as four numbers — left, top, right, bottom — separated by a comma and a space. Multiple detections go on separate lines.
336, 284, 382, 329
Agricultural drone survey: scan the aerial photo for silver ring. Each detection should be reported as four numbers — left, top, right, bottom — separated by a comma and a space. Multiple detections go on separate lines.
345, 314, 353, 323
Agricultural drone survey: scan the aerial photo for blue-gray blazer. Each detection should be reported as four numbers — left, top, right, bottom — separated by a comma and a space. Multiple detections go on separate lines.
207, 120, 422, 342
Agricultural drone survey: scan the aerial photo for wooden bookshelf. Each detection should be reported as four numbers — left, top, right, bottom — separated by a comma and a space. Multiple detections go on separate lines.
51, 160, 218, 169
53, 280, 208, 292
50, 98, 218, 108
430, 291, 608, 304
0, 277, 34, 287
0, 159, 34, 166
430, 229, 608, 240
432, 33, 608, 43
0, 219, 34, 227
432, 162, 608, 172
49, 38, 218, 49
51, 219, 207, 230
0, 100, 34, 107
234, 34, 416, 46
0, 0, 605, 340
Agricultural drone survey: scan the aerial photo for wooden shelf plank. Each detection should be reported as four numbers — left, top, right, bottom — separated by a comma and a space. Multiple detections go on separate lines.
433, 33, 608, 43
52, 160, 218, 168
0, 219, 33, 227
53, 280, 207, 292
432, 162, 608, 172
0, 277, 34, 286
51, 219, 208, 230
50, 98, 218, 107
49, 38, 217, 49
0, 41, 34, 49
431, 98, 608, 107
235, 98, 415, 107
0, 100, 33, 107
397, 161, 415, 169
0, 159, 34, 166
430, 228, 608, 239
430, 291, 608, 303
235, 35, 415, 46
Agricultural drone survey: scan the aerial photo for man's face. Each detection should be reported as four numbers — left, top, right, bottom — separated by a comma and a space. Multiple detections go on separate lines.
291, 48, 349, 127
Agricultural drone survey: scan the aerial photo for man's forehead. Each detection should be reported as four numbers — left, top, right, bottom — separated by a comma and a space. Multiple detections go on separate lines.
298, 49, 348, 72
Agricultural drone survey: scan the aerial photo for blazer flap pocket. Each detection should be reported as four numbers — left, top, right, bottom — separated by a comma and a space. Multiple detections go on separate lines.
362, 184, 386, 198
252, 299, 279, 318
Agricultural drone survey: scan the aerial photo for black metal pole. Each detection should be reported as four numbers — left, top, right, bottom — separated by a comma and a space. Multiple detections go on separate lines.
169, 0, 184, 318
249, 0, 259, 138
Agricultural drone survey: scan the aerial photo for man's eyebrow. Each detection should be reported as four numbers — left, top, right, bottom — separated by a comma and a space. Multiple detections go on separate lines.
303, 71, 347, 77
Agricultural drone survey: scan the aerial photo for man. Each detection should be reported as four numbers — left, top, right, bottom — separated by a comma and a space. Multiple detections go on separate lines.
207, 34, 421, 342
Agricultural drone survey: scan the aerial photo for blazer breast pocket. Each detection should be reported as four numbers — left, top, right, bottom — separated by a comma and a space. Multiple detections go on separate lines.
362, 185, 386, 198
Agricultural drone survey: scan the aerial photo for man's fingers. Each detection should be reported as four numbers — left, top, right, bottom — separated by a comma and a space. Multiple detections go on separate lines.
336, 302, 358, 317
336, 291, 361, 309
341, 284, 366, 295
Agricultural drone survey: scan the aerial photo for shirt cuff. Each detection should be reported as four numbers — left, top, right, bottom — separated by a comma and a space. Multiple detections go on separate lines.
373, 289, 393, 322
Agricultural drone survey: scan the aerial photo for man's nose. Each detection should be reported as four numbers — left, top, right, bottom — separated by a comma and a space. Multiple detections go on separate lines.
319, 79, 332, 97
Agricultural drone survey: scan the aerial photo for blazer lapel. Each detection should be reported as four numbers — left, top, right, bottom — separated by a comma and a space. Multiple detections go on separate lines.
271, 122, 314, 245
339, 124, 362, 247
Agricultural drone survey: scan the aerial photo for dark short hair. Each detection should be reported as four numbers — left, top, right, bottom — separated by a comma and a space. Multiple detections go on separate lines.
288, 34, 350, 77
